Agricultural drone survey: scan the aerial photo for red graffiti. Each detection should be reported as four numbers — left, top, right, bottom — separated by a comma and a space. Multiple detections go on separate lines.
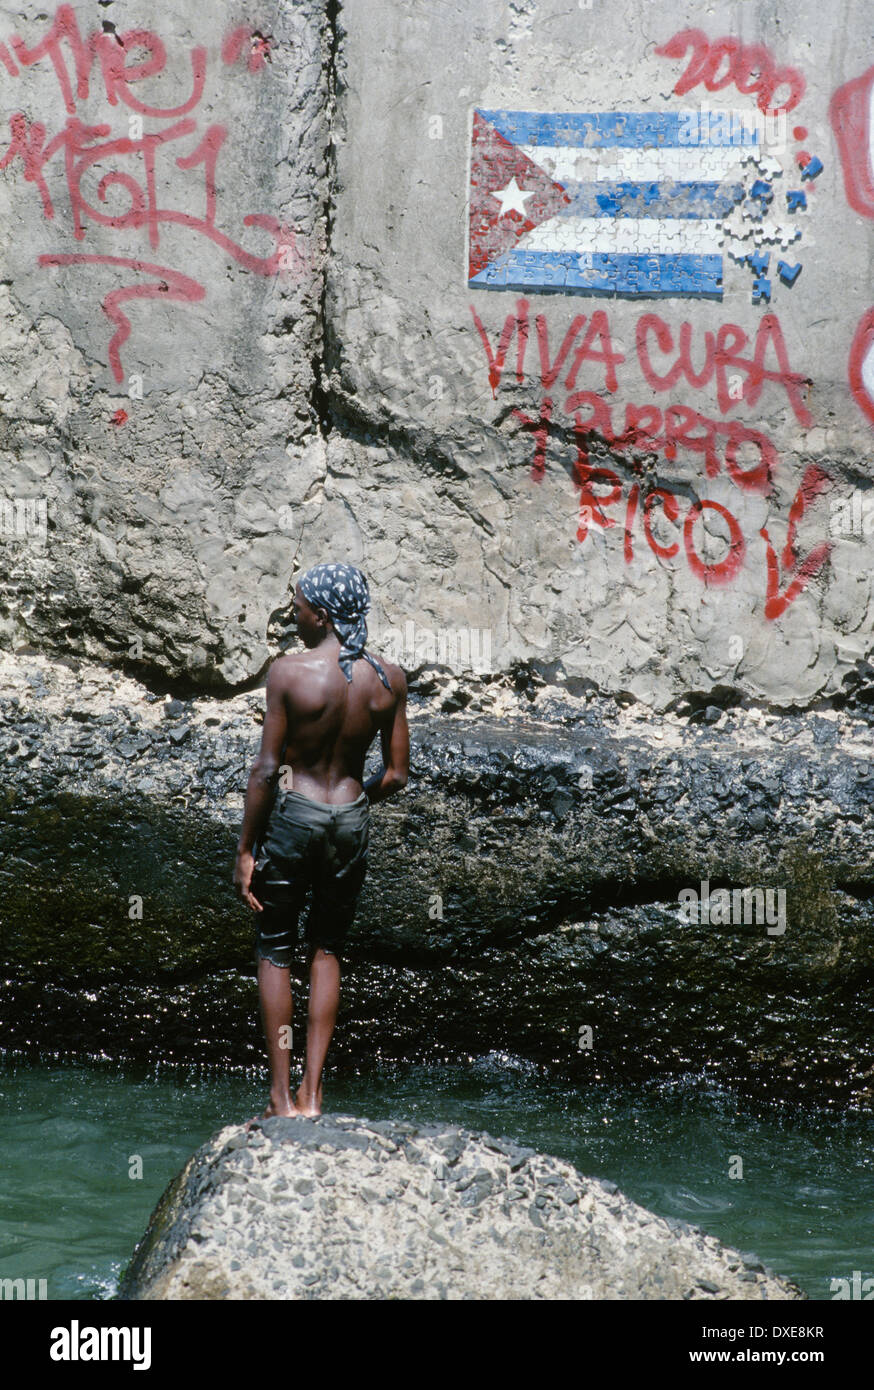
655, 28, 805, 114
3, 5, 207, 117
643, 488, 680, 559
0, 6, 304, 381
829, 65, 874, 427
222, 27, 273, 73
568, 391, 778, 496
111, 408, 128, 427
512, 398, 553, 480
830, 64, 874, 218
471, 299, 832, 618
848, 307, 874, 427
760, 466, 833, 619
39, 255, 206, 382
573, 420, 831, 606
576, 452, 623, 537
1, 114, 286, 271
470, 297, 529, 395
470, 299, 813, 433
683, 499, 746, 585
636, 312, 812, 427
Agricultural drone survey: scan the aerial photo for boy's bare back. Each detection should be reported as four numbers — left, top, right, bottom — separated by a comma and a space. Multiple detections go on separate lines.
271, 644, 407, 804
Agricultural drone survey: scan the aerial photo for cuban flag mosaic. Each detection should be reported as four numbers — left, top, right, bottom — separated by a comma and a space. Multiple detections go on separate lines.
468, 109, 758, 298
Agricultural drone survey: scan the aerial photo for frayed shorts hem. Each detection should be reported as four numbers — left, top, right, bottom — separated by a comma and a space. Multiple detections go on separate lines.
256, 944, 339, 969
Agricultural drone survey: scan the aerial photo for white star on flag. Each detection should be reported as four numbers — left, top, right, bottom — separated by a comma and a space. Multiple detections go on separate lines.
491, 176, 534, 217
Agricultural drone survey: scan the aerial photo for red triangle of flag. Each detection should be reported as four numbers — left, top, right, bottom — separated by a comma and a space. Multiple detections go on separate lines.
469, 111, 572, 280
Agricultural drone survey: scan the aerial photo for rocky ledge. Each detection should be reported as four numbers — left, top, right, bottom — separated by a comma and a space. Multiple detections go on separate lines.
118, 1114, 804, 1301
2, 648, 874, 1106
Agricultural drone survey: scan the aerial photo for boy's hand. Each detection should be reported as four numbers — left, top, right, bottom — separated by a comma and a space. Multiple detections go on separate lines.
233, 851, 263, 911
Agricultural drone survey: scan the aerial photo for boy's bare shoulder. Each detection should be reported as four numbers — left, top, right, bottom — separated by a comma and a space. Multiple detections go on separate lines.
270, 650, 307, 674
268, 649, 405, 699
267, 650, 319, 690
373, 656, 407, 699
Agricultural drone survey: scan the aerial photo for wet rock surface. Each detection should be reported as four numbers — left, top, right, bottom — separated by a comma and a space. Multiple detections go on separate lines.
2, 651, 873, 1107
118, 1114, 805, 1301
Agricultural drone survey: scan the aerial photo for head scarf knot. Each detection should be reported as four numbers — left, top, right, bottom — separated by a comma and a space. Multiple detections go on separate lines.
298, 562, 392, 691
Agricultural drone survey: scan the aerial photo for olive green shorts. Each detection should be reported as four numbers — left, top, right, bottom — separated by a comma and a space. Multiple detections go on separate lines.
251, 789, 369, 964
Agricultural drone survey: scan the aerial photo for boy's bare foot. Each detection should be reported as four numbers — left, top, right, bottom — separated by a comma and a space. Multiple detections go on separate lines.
294, 1084, 322, 1117
246, 1093, 303, 1129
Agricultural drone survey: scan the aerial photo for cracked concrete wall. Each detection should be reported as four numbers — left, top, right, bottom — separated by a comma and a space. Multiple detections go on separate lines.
0, 0, 330, 684
325, 0, 874, 708
3, 0, 874, 707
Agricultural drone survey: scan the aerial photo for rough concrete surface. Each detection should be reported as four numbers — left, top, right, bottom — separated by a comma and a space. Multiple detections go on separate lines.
1, 1, 874, 705
0, 0, 330, 684
118, 1113, 805, 1299
323, 0, 874, 707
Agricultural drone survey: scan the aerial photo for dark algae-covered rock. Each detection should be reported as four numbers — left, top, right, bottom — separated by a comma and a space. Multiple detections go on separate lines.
2, 652, 873, 1108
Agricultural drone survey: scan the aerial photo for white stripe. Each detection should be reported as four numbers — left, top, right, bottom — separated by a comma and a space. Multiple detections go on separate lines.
868, 77, 874, 194
861, 336, 874, 409
519, 216, 723, 256
518, 144, 751, 185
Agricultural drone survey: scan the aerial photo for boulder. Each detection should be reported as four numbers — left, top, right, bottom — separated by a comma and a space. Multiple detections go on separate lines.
119, 1114, 805, 1301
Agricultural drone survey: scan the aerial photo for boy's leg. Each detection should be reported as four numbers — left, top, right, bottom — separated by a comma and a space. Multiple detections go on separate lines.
257, 956, 301, 1118
249, 821, 312, 1122
295, 946, 340, 1117
296, 796, 367, 1116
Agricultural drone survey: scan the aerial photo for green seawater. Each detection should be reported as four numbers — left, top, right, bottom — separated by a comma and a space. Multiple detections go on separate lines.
0, 1055, 870, 1301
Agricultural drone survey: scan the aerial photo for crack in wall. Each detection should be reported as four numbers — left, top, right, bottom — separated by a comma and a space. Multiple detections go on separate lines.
310, 0, 341, 441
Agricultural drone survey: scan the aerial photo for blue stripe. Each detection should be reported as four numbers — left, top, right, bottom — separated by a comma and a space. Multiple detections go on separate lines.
470, 250, 723, 298
564, 181, 744, 219
477, 109, 759, 150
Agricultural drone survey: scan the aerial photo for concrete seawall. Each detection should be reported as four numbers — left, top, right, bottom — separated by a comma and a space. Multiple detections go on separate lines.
1, 0, 874, 708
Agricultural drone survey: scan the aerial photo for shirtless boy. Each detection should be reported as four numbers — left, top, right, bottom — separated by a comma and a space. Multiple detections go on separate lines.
233, 562, 409, 1118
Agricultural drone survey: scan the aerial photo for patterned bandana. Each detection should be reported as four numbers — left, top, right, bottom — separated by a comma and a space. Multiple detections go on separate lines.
297, 562, 392, 690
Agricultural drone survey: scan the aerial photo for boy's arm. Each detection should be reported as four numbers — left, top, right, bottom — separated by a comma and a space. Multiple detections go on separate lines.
365, 667, 409, 804
233, 661, 290, 907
